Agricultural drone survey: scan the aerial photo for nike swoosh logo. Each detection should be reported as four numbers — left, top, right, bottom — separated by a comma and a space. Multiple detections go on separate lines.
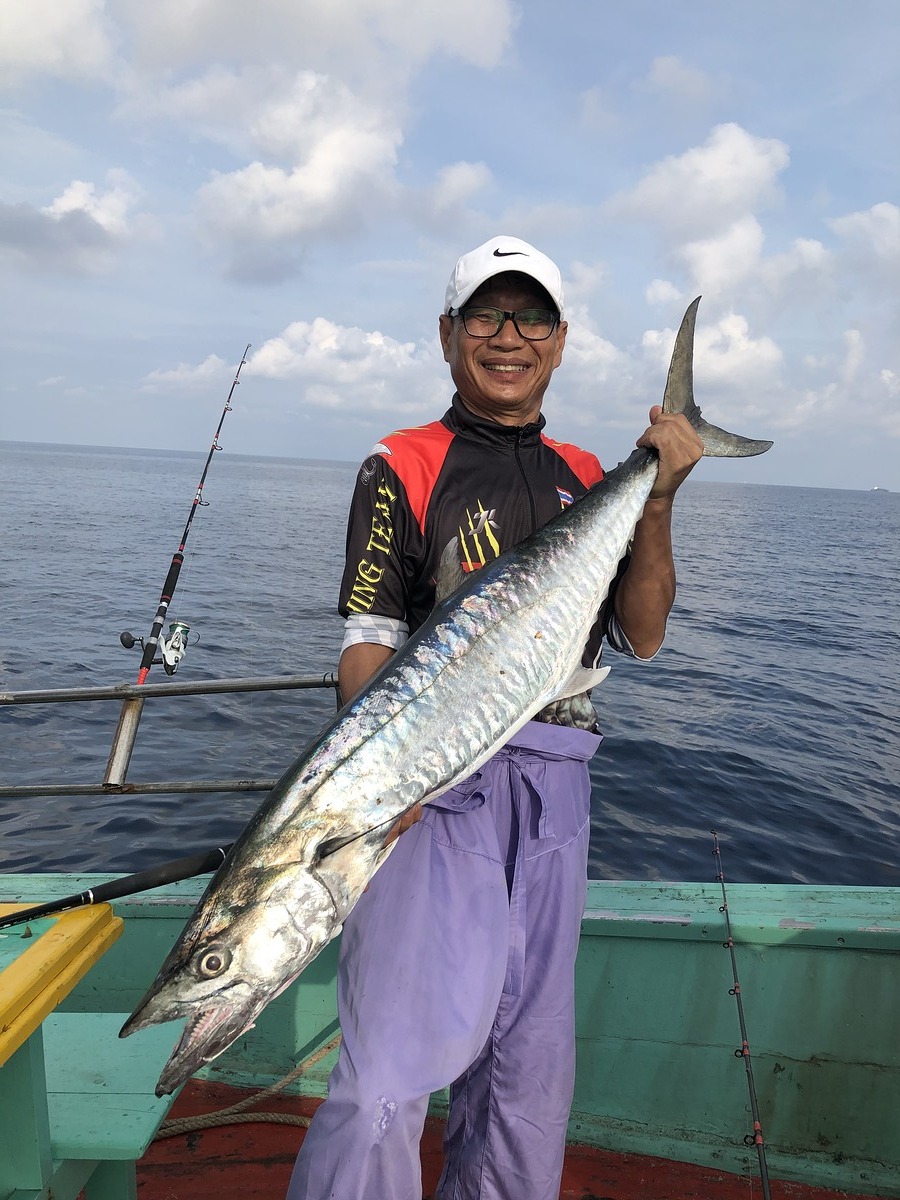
493, 249, 526, 257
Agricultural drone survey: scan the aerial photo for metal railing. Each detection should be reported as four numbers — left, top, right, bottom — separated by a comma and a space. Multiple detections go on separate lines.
0, 673, 339, 799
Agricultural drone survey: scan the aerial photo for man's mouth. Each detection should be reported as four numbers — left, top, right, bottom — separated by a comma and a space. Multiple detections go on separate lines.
483, 363, 529, 373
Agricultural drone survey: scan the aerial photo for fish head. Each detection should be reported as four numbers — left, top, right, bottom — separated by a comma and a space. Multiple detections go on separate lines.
119, 867, 338, 1095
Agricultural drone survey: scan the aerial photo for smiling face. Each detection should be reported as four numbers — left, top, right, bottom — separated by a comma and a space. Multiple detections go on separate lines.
439, 271, 567, 427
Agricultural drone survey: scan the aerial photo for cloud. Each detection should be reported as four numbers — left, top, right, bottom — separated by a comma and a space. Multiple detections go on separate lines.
645, 279, 682, 306
140, 355, 230, 392
579, 86, 621, 136
427, 162, 493, 215
0, 169, 140, 274
640, 56, 713, 104
121, 64, 404, 277
0, 0, 113, 86
110, 0, 515, 80
828, 201, 900, 286
677, 215, 766, 296
829, 201, 900, 259
198, 119, 401, 249
247, 318, 446, 415
607, 123, 790, 239
41, 169, 139, 238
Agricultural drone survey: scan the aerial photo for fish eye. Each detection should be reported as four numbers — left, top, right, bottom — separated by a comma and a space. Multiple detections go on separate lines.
195, 944, 232, 979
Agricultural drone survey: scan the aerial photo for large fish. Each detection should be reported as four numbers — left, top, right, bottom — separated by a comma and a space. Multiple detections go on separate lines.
121, 298, 772, 1096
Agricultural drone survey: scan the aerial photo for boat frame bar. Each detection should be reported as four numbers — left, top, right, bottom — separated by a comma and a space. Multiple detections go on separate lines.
0, 673, 339, 800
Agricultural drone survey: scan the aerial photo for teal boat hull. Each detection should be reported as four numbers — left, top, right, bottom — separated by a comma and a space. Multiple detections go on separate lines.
4, 875, 898, 1198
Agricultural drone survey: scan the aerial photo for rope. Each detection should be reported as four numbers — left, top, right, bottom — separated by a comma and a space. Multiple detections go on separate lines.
154, 1031, 342, 1140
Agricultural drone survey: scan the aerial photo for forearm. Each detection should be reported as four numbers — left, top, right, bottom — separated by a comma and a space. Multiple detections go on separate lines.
338, 642, 395, 704
613, 496, 677, 659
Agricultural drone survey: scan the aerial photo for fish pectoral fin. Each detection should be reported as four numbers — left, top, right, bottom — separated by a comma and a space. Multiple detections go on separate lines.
315, 832, 360, 862
312, 821, 395, 921
434, 537, 466, 605
552, 665, 610, 701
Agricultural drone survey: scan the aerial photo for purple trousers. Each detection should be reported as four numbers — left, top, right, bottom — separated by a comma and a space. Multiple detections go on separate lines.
286, 721, 601, 1200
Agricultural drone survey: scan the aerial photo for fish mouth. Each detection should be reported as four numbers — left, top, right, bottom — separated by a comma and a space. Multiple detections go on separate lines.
120, 992, 255, 1097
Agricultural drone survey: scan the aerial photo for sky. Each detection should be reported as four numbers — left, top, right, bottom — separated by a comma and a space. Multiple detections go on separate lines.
1, 0, 898, 491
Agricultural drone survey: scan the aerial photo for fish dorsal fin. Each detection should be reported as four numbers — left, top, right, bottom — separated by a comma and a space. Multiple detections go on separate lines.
434, 537, 467, 604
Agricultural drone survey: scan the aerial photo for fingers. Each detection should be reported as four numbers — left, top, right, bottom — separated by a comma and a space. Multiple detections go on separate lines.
636, 411, 703, 499
381, 802, 424, 848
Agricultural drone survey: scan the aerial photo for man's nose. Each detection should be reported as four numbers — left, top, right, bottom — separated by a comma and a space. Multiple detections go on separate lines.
489, 314, 524, 344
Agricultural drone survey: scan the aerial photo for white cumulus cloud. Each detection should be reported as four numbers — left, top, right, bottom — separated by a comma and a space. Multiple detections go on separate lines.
248, 318, 446, 416
607, 123, 789, 239
0, 169, 141, 274
42, 169, 139, 238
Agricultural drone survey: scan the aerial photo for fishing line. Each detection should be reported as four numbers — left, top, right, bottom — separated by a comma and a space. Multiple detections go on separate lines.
711, 829, 772, 1200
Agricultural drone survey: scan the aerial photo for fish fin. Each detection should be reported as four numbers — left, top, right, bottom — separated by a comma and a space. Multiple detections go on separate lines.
315, 832, 360, 861
552, 665, 610, 700
434, 537, 466, 604
663, 298, 773, 459
313, 822, 394, 920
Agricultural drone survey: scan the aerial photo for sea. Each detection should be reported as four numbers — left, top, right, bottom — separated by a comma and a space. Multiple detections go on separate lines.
1, 440, 898, 887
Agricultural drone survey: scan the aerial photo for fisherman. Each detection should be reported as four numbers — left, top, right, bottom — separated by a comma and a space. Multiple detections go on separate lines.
287, 236, 703, 1200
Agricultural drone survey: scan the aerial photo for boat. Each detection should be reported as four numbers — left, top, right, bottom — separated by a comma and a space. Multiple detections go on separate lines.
2, 673, 898, 1200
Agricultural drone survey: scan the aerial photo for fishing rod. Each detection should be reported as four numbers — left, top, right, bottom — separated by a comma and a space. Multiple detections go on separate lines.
120, 344, 251, 680
105, 345, 250, 788
0, 844, 234, 931
1, 804, 415, 930
711, 829, 771, 1200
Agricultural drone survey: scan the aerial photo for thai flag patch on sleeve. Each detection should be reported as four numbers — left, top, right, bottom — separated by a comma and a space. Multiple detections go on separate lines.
556, 486, 574, 508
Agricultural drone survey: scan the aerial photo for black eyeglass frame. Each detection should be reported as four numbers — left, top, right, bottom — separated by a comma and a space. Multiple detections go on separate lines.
449, 306, 561, 342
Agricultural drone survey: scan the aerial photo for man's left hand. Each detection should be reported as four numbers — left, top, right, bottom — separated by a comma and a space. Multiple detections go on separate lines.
636, 406, 704, 500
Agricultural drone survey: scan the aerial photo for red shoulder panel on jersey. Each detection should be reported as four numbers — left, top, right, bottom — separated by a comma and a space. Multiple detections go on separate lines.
541, 434, 604, 488
378, 421, 455, 535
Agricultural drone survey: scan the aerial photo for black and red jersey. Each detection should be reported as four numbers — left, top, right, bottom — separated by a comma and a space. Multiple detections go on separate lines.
338, 393, 624, 662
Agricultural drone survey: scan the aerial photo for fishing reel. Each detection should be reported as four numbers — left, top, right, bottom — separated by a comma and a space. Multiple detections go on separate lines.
119, 621, 197, 675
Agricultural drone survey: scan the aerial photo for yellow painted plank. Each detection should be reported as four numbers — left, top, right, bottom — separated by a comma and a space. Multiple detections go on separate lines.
0, 904, 123, 1065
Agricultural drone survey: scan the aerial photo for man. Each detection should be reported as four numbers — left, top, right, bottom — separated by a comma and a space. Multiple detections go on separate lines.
287, 236, 702, 1200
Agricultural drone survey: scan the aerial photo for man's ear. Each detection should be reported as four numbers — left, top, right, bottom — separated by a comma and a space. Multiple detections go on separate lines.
438, 313, 453, 364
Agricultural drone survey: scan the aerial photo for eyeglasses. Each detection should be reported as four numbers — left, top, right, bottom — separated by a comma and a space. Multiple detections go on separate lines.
450, 306, 559, 342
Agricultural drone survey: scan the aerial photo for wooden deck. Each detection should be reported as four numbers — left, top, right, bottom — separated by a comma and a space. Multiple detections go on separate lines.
137, 1080, 882, 1200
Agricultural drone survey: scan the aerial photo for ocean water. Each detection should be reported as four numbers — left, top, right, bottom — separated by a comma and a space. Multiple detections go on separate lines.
1, 441, 898, 886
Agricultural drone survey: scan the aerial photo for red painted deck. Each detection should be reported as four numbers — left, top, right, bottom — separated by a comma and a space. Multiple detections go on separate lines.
136, 1080, 881, 1200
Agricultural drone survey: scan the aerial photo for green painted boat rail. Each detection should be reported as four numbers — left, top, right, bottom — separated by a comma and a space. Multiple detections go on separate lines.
4, 874, 898, 1197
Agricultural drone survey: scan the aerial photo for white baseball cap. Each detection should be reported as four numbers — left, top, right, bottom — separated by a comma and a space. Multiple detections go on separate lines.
443, 236, 565, 318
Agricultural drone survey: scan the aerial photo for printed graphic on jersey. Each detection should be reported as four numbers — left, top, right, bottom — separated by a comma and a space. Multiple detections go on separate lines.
459, 502, 500, 572
556, 486, 574, 508
345, 478, 397, 613
358, 457, 378, 486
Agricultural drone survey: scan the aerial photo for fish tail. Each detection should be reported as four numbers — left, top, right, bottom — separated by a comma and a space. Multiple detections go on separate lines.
663, 297, 773, 460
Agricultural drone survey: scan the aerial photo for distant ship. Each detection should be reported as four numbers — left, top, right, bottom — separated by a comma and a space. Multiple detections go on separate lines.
871, 486, 890, 492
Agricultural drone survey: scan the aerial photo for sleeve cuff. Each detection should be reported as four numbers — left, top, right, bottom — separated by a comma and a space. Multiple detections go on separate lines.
341, 614, 410, 656
606, 611, 663, 661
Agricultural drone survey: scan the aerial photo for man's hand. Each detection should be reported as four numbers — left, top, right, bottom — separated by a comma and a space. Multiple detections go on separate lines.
636, 406, 703, 501
382, 803, 424, 848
